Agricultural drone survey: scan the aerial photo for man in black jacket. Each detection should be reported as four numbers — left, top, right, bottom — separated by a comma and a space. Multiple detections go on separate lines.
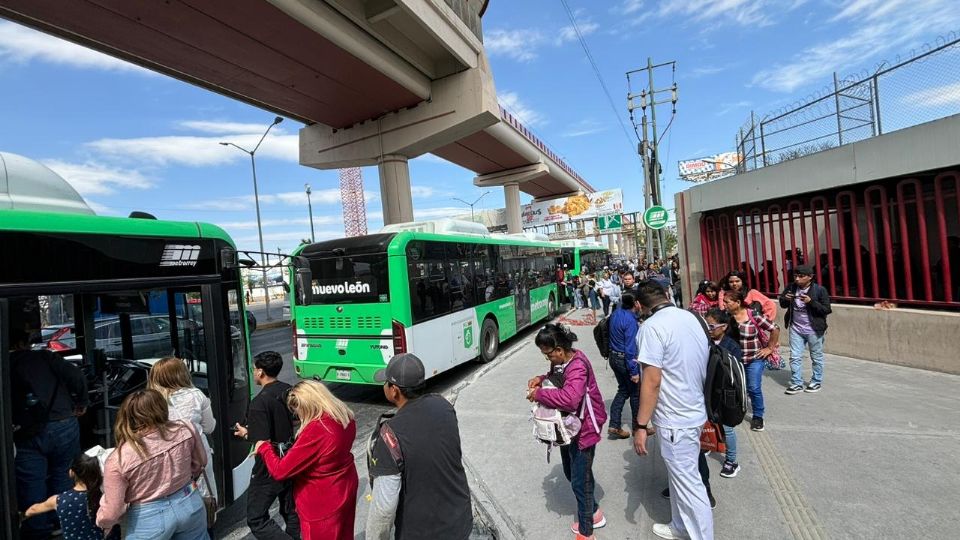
10, 328, 88, 540
234, 351, 300, 540
778, 265, 832, 395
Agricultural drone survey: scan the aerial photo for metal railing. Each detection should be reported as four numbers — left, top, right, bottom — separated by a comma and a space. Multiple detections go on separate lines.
498, 105, 594, 192
699, 171, 960, 308
737, 33, 960, 172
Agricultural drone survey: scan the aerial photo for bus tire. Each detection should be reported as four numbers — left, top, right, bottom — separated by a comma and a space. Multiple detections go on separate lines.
548, 293, 556, 317
478, 318, 499, 363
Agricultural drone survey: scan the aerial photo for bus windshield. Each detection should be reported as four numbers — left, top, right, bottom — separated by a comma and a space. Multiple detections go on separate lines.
307, 253, 390, 304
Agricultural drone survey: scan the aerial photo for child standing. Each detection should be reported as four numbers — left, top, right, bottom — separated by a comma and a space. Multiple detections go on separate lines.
25, 454, 105, 540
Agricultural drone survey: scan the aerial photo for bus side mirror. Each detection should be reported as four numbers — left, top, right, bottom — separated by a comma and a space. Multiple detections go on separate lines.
295, 268, 312, 305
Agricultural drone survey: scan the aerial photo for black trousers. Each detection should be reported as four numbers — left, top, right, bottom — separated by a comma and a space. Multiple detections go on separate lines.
247, 468, 301, 540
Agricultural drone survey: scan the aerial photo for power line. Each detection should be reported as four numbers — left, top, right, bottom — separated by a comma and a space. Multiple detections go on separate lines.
558, 0, 638, 155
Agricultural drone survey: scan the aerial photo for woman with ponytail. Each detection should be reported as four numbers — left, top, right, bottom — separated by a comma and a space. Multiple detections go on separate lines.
526, 324, 607, 540
25, 454, 105, 539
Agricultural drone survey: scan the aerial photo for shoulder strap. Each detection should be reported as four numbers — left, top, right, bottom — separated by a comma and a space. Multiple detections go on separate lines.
41, 351, 62, 414
687, 308, 712, 343
576, 357, 601, 434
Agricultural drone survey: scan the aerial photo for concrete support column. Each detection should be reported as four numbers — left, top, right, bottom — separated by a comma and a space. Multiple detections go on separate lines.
378, 154, 413, 225
504, 182, 522, 234
607, 234, 616, 253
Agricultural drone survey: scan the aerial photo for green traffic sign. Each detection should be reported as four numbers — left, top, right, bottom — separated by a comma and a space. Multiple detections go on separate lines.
643, 206, 669, 230
598, 213, 622, 231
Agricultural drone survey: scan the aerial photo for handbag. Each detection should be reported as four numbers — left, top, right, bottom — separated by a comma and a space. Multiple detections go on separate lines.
199, 470, 217, 527
700, 421, 727, 454
745, 311, 783, 370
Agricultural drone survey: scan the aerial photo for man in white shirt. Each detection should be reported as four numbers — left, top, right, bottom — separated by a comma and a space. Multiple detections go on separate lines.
633, 281, 713, 540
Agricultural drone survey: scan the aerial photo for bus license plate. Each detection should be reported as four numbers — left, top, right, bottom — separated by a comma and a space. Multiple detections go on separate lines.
336, 369, 351, 381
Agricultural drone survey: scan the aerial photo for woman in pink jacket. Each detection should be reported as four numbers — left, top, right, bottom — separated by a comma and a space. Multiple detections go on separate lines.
719, 270, 778, 321
526, 324, 607, 540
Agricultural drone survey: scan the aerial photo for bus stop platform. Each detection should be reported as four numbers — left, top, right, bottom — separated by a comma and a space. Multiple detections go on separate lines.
456, 313, 960, 539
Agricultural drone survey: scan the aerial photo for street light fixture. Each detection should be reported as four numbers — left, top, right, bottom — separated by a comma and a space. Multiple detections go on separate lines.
305, 183, 315, 242
452, 190, 491, 222
220, 115, 283, 321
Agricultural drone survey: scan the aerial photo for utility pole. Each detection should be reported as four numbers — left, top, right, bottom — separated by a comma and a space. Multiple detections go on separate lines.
627, 59, 677, 262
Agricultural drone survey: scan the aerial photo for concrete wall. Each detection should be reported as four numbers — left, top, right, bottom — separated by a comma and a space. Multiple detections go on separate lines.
776, 304, 960, 375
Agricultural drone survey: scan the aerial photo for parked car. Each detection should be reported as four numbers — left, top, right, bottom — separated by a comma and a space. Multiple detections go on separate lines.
43, 315, 202, 360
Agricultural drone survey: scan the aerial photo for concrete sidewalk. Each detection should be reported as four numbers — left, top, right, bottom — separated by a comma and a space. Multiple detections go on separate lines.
456, 312, 960, 539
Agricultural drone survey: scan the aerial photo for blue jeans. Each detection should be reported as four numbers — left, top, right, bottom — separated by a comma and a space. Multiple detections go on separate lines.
16, 417, 80, 539
608, 353, 638, 430
125, 484, 209, 540
560, 443, 599, 535
789, 330, 825, 386
723, 425, 737, 463
745, 361, 765, 419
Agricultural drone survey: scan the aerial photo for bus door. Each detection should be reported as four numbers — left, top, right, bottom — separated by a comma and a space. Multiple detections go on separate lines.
0, 299, 18, 539
503, 247, 531, 329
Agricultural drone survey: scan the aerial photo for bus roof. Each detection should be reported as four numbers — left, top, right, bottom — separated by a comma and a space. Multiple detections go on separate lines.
0, 208, 234, 246
293, 230, 565, 258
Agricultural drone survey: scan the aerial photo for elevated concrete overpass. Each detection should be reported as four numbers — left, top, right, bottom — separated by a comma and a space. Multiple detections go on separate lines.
0, 0, 594, 232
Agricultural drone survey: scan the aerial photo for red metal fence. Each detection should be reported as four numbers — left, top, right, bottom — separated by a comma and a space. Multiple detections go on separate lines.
700, 171, 960, 308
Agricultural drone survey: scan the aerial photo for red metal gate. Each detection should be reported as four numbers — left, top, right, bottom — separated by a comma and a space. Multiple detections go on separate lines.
700, 171, 960, 308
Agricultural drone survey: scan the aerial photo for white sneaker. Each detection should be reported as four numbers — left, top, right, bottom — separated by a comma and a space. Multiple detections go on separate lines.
652, 523, 687, 539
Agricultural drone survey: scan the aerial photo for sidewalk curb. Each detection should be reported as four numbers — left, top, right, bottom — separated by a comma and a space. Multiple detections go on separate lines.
443, 332, 537, 540
256, 320, 290, 331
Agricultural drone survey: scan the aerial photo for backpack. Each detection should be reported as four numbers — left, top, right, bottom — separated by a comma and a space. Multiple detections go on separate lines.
531, 359, 601, 463
10, 350, 60, 442
689, 311, 747, 427
592, 316, 611, 359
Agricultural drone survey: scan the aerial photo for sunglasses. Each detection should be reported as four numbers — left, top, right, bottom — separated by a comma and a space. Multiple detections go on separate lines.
707, 323, 727, 331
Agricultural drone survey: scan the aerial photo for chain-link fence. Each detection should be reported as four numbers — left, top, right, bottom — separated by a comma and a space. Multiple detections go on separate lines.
737, 33, 960, 173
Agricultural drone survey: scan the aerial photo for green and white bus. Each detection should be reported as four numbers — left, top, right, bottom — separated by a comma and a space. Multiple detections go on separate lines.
289, 221, 562, 385
0, 206, 260, 537
558, 240, 610, 276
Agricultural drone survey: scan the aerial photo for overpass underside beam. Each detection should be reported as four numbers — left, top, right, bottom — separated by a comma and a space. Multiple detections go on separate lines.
474, 163, 549, 234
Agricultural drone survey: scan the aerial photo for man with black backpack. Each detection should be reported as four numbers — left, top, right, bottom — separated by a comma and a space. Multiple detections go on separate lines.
10, 328, 88, 540
234, 351, 300, 540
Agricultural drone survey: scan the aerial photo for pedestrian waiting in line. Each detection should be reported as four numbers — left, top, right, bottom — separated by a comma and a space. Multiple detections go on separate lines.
24, 454, 106, 540
367, 353, 474, 540
255, 380, 358, 540
633, 280, 714, 540
718, 270, 778, 322
606, 293, 640, 440
689, 280, 720, 317
724, 289, 780, 433
779, 264, 832, 395
233, 352, 301, 540
527, 324, 607, 540
97, 389, 209, 539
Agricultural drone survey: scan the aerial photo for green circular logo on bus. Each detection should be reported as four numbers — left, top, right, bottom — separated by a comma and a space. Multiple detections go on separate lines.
643, 206, 669, 230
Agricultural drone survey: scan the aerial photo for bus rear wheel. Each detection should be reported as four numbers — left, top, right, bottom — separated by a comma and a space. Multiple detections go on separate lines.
478, 318, 499, 363
548, 294, 556, 316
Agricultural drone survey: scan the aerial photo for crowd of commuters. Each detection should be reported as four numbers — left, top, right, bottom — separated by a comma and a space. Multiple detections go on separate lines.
8, 257, 835, 540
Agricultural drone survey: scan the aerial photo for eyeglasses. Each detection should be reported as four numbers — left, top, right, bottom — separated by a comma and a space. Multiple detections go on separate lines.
541, 347, 561, 358
707, 323, 726, 331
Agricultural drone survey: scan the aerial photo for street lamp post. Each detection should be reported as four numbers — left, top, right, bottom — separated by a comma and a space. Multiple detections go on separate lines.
305, 183, 315, 242
452, 191, 491, 222
220, 116, 283, 321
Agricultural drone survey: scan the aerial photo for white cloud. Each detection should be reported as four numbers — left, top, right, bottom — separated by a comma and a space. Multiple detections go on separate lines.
902, 81, 960, 107
690, 64, 729, 78
410, 185, 453, 198
556, 21, 599, 46
562, 119, 608, 138
484, 29, 543, 62
177, 121, 288, 135
616, 0, 646, 15
0, 21, 150, 74
86, 133, 299, 166
656, 0, 775, 26
715, 101, 752, 116
499, 91, 546, 127
183, 189, 378, 211
237, 230, 343, 245
752, 0, 960, 92
41, 160, 154, 196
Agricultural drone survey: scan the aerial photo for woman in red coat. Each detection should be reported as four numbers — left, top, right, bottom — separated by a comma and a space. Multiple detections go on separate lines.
254, 380, 358, 540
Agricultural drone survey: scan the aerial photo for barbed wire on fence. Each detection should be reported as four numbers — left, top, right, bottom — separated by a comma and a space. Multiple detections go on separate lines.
736, 30, 960, 172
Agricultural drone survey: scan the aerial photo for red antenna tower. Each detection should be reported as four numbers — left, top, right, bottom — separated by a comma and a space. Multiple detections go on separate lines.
339, 167, 368, 237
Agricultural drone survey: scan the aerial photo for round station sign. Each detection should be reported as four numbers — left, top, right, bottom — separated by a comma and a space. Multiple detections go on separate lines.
643, 205, 669, 230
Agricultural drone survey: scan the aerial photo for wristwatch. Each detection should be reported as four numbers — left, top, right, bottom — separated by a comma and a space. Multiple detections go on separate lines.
636, 423, 649, 430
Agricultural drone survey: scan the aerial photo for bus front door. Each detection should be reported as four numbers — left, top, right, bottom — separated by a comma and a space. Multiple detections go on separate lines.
0, 299, 18, 539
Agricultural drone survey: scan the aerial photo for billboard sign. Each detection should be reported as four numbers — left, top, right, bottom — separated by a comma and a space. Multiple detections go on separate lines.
521, 188, 623, 227
678, 152, 742, 183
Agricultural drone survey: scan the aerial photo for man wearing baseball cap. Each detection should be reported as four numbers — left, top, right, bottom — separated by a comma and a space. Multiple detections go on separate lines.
778, 264, 833, 394
365, 353, 472, 540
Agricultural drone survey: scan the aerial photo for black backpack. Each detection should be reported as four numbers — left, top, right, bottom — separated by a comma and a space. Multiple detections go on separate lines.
690, 311, 747, 427
592, 316, 611, 359
10, 350, 60, 442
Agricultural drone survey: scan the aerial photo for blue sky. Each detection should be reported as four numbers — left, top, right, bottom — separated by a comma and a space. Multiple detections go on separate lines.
0, 0, 957, 254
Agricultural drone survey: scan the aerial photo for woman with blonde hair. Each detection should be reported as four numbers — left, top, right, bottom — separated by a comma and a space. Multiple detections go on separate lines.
148, 357, 217, 510
254, 380, 358, 540
97, 389, 208, 539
